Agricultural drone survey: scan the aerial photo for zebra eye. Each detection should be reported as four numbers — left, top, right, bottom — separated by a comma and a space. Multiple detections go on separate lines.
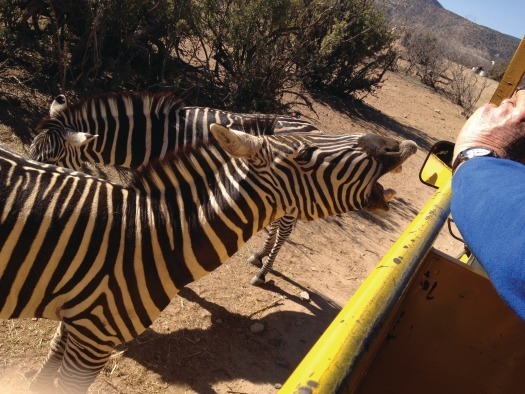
295, 147, 317, 165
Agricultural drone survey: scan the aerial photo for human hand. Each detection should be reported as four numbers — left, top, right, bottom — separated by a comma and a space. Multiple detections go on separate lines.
454, 89, 525, 164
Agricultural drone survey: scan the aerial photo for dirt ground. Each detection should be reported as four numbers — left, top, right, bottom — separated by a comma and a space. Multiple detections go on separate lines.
0, 69, 498, 393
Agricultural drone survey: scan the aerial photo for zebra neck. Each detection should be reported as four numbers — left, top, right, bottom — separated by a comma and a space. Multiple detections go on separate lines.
150, 169, 282, 296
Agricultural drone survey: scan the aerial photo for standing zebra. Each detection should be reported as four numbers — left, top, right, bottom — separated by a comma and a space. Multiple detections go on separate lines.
1, 121, 417, 393
29, 92, 320, 285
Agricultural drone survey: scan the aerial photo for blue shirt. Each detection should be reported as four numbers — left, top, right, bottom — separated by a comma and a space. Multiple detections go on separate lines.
451, 157, 525, 321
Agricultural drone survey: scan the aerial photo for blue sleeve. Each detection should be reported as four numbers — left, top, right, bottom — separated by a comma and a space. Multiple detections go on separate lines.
451, 157, 525, 321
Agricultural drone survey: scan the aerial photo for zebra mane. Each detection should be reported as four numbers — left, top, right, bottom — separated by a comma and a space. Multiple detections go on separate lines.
237, 115, 278, 136
116, 114, 276, 194
129, 139, 228, 193
35, 91, 185, 131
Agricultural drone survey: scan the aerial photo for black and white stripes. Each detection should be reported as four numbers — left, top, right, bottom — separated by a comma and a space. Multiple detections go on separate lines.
2, 124, 417, 392
30, 92, 319, 170
29, 92, 320, 284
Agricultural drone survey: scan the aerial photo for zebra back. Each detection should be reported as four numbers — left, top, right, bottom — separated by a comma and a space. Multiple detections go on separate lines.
30, 92, 320, 170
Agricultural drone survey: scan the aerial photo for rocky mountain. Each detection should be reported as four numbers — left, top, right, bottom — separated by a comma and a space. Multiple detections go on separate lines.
380, 0, 521, 63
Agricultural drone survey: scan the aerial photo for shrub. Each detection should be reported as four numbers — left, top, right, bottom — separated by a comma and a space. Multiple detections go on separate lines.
184, 0, 300, 111
1, 0, 398, 111
489, 61, 509, 81
445, 61, 488, 117
294, 0, 397, 97
400, 28, 489, 117
1, 0, 192, 91
401, 28, 449, 90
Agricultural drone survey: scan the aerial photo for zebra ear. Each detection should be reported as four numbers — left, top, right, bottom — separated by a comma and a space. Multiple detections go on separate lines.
49, 94, 67, 117
210, 123, 262, 158
65, 131, 98, 147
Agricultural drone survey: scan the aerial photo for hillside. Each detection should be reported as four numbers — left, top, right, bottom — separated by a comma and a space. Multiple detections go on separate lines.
381, 0, 520, 64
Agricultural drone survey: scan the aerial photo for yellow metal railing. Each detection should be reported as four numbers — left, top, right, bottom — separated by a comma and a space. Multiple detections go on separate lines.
490, 37, 525, 104
280, 180, 452, 393
281, 35, 525, 394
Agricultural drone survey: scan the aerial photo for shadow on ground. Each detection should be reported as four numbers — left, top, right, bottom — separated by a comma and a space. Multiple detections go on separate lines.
123, 282, 340, 393
305, 92, 436, 151
320, 196, 421, 235
0, 91, 43, 146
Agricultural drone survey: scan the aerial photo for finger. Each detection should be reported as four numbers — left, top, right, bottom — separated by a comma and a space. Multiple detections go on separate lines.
515, 89, 525, 108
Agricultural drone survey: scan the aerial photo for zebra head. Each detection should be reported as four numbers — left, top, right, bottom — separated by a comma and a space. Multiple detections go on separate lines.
30, 124, 97, 168
30, 96, 97, 168
210, 124, 418, 220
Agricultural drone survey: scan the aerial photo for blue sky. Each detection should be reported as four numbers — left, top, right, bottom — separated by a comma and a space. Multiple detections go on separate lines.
438, 0, 524, 39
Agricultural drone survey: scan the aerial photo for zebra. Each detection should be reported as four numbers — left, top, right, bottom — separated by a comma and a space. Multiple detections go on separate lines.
29, 92, 321, 285
1, 120, 417, 393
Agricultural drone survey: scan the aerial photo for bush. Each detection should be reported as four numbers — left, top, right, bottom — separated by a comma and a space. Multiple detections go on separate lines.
183, 0, 300, 111
1, 0, 192, 91
401, 28, 449, 90
294, 0, 397, 97
1, 0, 397, 111
446, 61, 488, 117
400, 28, 489, 117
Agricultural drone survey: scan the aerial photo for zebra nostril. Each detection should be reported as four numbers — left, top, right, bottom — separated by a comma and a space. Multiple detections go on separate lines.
402, 140, 418, 155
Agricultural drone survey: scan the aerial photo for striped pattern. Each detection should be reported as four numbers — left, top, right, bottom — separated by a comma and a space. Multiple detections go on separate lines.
29, 92, 320, 284
1, 126, 417, 392
247, 216, 297, 285
30, 92, 320, 170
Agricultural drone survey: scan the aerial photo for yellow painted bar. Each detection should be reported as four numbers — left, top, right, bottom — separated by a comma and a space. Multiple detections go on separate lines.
280, 180, 452, 394
281, 35, 525, 394
490, 37, 525, 105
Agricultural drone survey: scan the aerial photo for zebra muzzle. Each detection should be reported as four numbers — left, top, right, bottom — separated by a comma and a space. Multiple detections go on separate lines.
365, 182, 395, 212
365, 139, 417, 212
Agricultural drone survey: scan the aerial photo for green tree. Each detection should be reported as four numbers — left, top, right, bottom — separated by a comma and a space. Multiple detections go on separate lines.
185, 0, 301, 111
294, 0, 397, 97
1, 0, 398, 111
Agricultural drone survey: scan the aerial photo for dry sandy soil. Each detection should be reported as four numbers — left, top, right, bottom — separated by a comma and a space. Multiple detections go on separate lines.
0, 69, 498, 393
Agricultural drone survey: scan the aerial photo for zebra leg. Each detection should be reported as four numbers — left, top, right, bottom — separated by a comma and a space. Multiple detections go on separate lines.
30, 322, 68, 393
250, 217, 296, 286
55, 330, 114, 394
247, 220, 279, 267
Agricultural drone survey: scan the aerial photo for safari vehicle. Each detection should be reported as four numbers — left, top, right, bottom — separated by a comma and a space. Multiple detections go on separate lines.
280, 38, 525, 393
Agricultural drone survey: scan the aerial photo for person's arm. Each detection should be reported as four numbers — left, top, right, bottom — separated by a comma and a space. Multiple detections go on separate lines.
451, 157, 525, 320
451, 89, 525, 320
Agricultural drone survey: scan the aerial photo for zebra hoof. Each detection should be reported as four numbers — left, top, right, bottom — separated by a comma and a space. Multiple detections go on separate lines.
250, 275, 266, 286
247, 254, 263, 268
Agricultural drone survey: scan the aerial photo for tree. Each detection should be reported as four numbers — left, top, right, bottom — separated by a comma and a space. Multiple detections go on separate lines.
401, 28, 449, 90
446, 61, 488, 117
1, 0, 398, 111
183, 0, 302, 111
294, 0, 397, 97
489, 61, 509, 81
